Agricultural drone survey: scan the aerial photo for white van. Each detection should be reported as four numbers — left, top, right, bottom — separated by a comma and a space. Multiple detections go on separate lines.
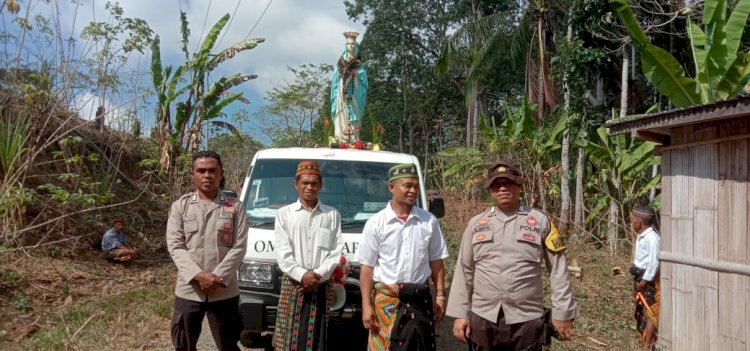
235, 147, 444, 349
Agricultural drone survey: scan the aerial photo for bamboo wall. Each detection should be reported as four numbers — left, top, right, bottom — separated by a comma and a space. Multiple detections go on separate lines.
658, 116, 750, 351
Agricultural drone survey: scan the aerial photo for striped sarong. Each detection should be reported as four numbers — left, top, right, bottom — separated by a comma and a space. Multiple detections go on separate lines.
273, 275, 333, 351
368, 282, 435, 351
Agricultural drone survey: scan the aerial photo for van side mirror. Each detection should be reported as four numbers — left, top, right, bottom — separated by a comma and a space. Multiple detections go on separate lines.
428, 196, 445, 219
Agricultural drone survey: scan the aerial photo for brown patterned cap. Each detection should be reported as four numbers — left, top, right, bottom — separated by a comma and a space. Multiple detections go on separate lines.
296, 160, 321, 177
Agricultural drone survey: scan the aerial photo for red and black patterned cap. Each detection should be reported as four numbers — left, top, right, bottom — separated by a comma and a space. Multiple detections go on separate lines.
296, 160, 321, 177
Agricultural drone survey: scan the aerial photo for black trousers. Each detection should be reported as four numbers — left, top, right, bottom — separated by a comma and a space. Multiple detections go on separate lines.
170, 295, 242, 351
470, 309, 544, 351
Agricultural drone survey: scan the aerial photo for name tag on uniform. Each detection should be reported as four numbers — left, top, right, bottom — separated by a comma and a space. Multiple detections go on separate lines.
473, 231, 493, 244
220, 200, 236, 219
516, 231, 540, 245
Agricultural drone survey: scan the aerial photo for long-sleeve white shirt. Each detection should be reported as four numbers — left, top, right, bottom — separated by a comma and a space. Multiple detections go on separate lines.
634, 226, 661, 282
355, 202, 449, 284
274, 200, 344, 283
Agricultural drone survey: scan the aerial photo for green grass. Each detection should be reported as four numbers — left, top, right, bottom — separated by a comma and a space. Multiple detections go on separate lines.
27, 288, 173, 351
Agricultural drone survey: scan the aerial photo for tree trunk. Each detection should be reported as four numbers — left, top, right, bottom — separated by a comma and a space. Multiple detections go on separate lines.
560, 25, 572, 238
536, 163, 547, 213
619, 44, 629, 118
466, 83, 479, 148
399, 124, 404, 153
649, 164, 658, 201
537, 18, 545, 120
408, 116, 415, 155
573, 147, 585, 241
608, 194, 619, 253
609, 45, 630, 253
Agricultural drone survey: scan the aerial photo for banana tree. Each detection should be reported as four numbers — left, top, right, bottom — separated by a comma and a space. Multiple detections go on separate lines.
581, 119, 660, 253
151, 12, 264, 171
496, 99, 568, 213
611, 0, 750, 107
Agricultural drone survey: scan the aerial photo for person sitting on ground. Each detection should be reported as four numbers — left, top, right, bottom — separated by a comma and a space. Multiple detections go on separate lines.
101, 216, 139, 262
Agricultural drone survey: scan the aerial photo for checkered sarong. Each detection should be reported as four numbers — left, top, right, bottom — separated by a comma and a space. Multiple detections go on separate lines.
273, 275, 332, 351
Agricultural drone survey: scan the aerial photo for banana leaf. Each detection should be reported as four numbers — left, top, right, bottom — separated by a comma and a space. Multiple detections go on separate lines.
207, 38, 265, 71
195, 14, 230, 69
611, 0, 702, 108
640, 44, 702, 107
704, 0, 728, 93
204, 93, 243, 121
716, 52, 750, 99
687, 20, 706, 84
206, 120, 243, 142
725, 0, 750, 65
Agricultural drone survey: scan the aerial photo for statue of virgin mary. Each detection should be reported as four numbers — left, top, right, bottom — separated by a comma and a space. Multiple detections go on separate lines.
330, 31, 368, 143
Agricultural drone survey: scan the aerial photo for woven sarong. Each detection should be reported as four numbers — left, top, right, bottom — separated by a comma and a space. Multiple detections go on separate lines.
368, 282, 435, 351
107, 247, 137, 262
635, 283, 660, 333
273, 275, 333, 351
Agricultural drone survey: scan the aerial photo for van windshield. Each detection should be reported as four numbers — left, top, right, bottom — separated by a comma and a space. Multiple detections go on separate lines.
243, 159, 419, 232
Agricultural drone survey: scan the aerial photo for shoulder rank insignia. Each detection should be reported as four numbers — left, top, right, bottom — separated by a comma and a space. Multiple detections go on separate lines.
544, 223, 566, 252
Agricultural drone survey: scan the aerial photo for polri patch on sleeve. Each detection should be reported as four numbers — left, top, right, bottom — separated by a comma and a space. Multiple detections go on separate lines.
544, 223, 566, 252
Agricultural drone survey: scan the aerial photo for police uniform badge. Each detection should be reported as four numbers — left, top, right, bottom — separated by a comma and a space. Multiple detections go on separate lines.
544, 223, 566, 252
219, 198, 236, 219
219, 222, 234, 246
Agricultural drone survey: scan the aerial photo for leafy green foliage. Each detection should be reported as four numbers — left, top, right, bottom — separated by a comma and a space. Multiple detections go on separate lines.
580, 123, 660, 225
612, 0, 750, 107
0, 114, 30, 180
80, 1, 154, 96
257, 64, 332, 147
151, 12, 264, 171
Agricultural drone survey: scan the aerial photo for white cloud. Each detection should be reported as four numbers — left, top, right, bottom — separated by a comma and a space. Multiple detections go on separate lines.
6, 0, 365, 142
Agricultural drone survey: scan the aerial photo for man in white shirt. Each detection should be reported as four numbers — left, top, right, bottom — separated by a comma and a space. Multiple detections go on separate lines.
356, 163, 449, 351
629, 205, 661, 351
273, 160, 344, 351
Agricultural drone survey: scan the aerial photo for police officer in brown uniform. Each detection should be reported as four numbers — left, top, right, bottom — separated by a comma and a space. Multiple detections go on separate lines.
166, 151, 249, 351
446, 161, 578, 351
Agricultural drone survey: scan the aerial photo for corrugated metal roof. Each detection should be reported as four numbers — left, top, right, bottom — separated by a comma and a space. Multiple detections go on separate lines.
604, 94, 750, 135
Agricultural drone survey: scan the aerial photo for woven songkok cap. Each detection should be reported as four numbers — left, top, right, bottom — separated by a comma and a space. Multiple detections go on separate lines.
631, 205, 656, 222
296, 160, 321, 177
389, 163, 418, 183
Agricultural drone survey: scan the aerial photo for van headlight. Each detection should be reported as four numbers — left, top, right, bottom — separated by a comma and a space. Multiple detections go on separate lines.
238, 261, 274, 288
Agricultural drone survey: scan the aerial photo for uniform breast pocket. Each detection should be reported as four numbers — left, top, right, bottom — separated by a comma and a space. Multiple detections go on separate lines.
317, 228, 334, 249
471, 231, 494, 261
183, 217, 198, 234
515, 231, 542, 262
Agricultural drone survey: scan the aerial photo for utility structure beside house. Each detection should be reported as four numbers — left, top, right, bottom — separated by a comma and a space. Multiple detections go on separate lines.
605, 95, 750, 351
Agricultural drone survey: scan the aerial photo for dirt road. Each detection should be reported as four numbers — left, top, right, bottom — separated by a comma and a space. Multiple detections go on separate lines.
196, 316, 465, 351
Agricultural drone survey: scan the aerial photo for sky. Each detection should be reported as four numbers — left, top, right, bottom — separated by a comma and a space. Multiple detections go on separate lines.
5, 0, 366, 143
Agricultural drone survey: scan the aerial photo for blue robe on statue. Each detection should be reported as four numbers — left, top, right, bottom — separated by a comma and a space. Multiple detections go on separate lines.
330, 40, 368, 142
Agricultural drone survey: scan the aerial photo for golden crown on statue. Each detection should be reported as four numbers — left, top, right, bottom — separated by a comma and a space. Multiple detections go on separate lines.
343, 31, 359, 40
